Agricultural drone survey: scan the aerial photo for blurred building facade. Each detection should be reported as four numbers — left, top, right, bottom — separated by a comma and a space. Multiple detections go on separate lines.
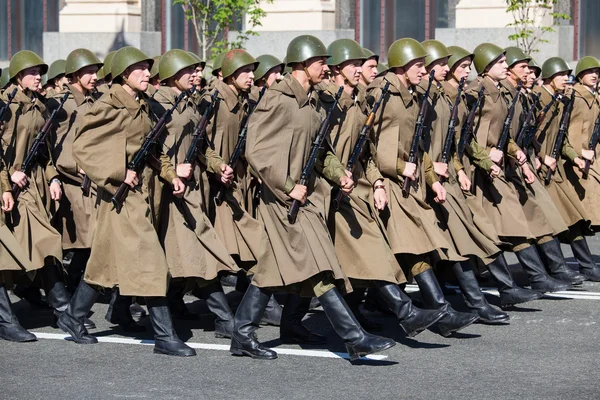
1, 0, 598, 67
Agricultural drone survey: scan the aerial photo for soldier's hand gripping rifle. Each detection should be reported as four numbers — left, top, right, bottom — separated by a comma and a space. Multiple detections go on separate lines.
582, 108, 600, 179
0, 88, 18, 124
521, 93, 560, 152
515, 93, 540, 148
456, 85, 485, 160
110, 91, 186, 213
439, 77, 466, 183
495, 81, 523, 158
544, 90, 575, 185
287, 86, 344, 224
402, 70, 435, 198
333, 81, 391, 209
214, 86, 266, 205
183, 90, 219, 165
12, 91, 70, 200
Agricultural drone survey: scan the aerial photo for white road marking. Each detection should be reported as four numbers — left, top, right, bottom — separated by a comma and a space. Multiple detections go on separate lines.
30, 332, 388, 361
404, 284, 600, 300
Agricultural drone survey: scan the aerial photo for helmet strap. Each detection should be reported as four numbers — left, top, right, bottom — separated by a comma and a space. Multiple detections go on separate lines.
302, 62, 314, 86
339, 69, 357, 88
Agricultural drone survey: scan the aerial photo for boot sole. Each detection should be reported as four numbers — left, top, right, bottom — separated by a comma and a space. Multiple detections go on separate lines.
401, 312, 446, 338
477, 316, 510, 324
153, 348, 196, 357
439, 316, 479, 338
0, 333, 37, 342
348, 341, 396, 361
230, 347, 278, 360
56, 318, 98, 345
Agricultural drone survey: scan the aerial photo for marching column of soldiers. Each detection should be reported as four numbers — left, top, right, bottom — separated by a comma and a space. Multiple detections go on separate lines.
1, 33, 600, 361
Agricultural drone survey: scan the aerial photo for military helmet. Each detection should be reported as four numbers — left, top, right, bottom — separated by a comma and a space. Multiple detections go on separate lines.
149, 56, 161, 79
327, 39, 366, 67
41, 74, 48, 87
111, 46, 154, 79
211, 52, 226, 76
575, 56, 600, 78
473, 43, 505, 75
541, 57, 571, 80
421, 40, 452, 67
65, 49, 103, 76
362, 48, 379, 63
286, 35, 330, 64
254, 54, 284, 81
447, 46, 474, 71
0, 68, 9, 89
9, 50, 48, 80
221, 49, 259, 79
387, 38, 428, 69
188, 52, 206, 69
282, 56, 292, 75
47, 59, 67, 81
100, 51, 117, 80
504, 46, 531, 69
528, 58, 542, 77
376, 63, 389, 77
160, 49, 201, 81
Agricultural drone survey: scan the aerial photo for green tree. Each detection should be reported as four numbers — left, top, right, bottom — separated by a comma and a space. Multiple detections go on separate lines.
174, 0, 273, 65
505, 0, 570, 55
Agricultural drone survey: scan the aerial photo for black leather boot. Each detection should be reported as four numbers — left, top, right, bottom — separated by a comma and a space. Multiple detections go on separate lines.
515, 245, 572, 293
166, 280, 198, 320
571, 238, 600, 281
197, 281, 234, 339
280, 294, 326, 344
0, 284, 36, 342
374, 282, 445, 337
12, 284, 48, 309
105, 288, 145, 332
485, 255, 543, 307
414, 269, 479, 337
260, 295, 282, 326
536, 238, 585, 285
57, 280, 99, 344
318, 288, 395, 361
345, 289, 383, 331
230, 285, 277, 359
452, 261, 509, 324
145, 297, 196, 357
41, 264, 70, 312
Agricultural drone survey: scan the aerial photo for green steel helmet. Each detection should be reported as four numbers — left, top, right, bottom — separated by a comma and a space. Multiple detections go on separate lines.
447, 46, 473, 71
327, 39, 366, 67
422, 40, 452, 67
575, 56, 600, 78
47, 59, 67, 81
41, 74, 48, 87
362, 48, 379, 63
528, 58, 542, 77
473, 43, 505, 75
0, 68, 9, 89
188, 52, 205, 69
376, 63, 389, 77
254, 54, 284, 81
221, 49, 259, 79
504, 46, 531, 68
282, 56, 292, 75
387, 38, 428, 69
149, 56, 161, 79
541, 57, 572, 80
65, 48, 103, 76
286, 35, 329, 64
160, 49, 202, 81
9, 50, 48, 80
111, 46, 154, 80
101, 51, 117, 80
211, 52, 226, 76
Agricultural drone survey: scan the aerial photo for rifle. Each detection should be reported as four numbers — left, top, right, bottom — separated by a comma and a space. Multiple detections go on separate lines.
333, 81, 391, 209
439, 77, 466, 183
183, 90, 219, 165
0, 88, 18, 123
214, 86, 266, 205
402, 70, 435, 198
287, 86, 343, 224
457, 85, 485, 159
12, 91, 70, 200
515, 92, 540, 148
544, 90, 575, 185
522, 93, 560, 151
111, 91, 186, 212
583, 108, 600, 179
496, 81, 523, 153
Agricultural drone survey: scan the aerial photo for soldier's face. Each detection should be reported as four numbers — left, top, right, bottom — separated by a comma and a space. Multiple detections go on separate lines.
579, 69, 599, 88
339, 59, 363, 86
526, 70, 538, 88
18, 66, 42, 92
265, 66, 283, 87
73, 65, 99, 92
551, 72, 568, 91
174, 65, 196, 91
429, 57, 449, 81
452, 58, 472, 81
487, 56, 508, 81
402, 58, 427, 85
124, 61, 151, 92
193, 66, 203, 86
361, 58, 378, 84
305, 57, 329, 84
510, 61, 530, 83
232, 65, 255, 91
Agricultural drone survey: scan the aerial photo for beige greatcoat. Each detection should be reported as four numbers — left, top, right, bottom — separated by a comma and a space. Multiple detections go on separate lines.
565, 83, 600, 229
49, 84, 98, 250
0, 85, 63, 267
150, 86, 238, 280
321, 83, 405, 285
532, 85, 591, 231
203, 80, 262, 265
245, 74, 350, 296
366, 72, 456, 259
72, 84, 176, 296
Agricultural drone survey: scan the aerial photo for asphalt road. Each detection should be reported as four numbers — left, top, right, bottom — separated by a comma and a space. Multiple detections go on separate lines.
1, 238, 600, 400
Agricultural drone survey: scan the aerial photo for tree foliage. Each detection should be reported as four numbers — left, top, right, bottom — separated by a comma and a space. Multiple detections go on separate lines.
174, 0, 273, 65
505, 0, 570, 55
